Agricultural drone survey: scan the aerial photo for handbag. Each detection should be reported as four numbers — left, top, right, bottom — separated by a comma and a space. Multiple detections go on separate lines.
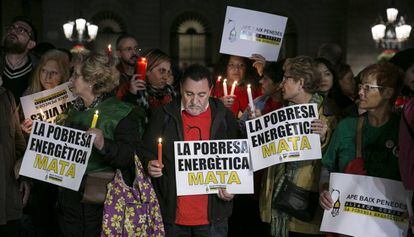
81, 171, 115, 204
101, 155, 165, 236
273, 178, 319, 222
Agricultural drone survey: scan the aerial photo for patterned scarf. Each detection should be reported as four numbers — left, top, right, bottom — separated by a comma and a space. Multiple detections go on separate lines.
135, 84, 177, 109
270, 93, 323, 237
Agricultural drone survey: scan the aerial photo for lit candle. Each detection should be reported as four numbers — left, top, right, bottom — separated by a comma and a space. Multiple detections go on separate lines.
230, 81, 237, 96
90, 110, 99, 128
247, 84, 255, 117
216, 76, 222, 84
135, 57, 147, 81
158, 137, 163, 166
223, 79, 228, 96
107, 44, 112, 57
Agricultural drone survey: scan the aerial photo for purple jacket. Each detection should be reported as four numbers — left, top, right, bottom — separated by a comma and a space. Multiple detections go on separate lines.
399, 97, 414, 189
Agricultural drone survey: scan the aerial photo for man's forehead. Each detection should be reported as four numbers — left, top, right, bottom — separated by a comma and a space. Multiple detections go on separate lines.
12, 21, 32, 31
182, 78, 210, 91
120, 37, 138, 47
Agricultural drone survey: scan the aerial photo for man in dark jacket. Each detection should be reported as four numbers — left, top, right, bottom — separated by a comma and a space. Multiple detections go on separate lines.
139, 64, 240, 237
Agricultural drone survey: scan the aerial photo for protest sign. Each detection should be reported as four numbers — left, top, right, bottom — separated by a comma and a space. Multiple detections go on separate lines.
246, 103, 321, 171
219, 6, 287, 61
321, 173, 412, 237
20, 82, 76, 123
19, 120, 95, 191
174, 139, 253, 196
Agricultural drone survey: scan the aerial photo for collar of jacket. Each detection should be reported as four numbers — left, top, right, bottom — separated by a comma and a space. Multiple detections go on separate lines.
162, 97, 227, 141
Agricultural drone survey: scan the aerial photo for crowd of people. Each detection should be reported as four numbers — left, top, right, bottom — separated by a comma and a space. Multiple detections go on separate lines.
0, 15, 413, 237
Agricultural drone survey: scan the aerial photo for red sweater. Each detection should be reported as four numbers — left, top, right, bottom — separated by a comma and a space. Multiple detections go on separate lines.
175, 107, 212, 225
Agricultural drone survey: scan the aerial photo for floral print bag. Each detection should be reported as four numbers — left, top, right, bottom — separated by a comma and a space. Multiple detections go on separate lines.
101, 155, 165, 236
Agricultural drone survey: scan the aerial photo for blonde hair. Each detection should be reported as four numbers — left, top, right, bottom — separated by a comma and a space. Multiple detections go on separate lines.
28, 49, 70, 94
144, 48, 171, 72
81, 53, 119, 95
283, 56, 321, 94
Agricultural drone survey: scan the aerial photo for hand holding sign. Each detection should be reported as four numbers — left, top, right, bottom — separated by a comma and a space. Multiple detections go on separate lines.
21, 119, 33, 135
250, 53, 266, 76
311, 119, 328, 142
86, 128, 104, 150
319, 190, 334, 210
218, 189, 235, 201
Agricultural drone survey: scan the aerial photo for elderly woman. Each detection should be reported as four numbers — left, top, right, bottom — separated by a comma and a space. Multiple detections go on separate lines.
212, 54, 263, 118
126, 48, 177, 110
320, 62, 403, 217
57, 53, 141, 237
261, 56, 333, 237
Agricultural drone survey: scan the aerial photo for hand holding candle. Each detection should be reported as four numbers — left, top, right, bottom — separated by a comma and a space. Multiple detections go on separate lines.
247, 84, 255, 118
90, 110, 99, 128
136, 57, 147, 81
158, 137, 163, 166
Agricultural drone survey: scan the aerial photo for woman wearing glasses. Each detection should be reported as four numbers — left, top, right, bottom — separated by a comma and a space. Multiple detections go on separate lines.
212, 54, 263, 118
320, 62, 403, 213
262, 56, 332, 237
126, 48, 178, 110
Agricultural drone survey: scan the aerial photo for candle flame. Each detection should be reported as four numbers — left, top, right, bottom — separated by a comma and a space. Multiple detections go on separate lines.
141, 57, 147, 62
233, 81, 238, 86
223, 79, 227, 83
247, 84, 251, 89
158, 137, 162, 143
107, 44, 112, 51
95, 110, 99, 115
217, 76, 222, 82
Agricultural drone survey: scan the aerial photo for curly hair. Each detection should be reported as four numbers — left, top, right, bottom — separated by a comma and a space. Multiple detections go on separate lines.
283, 56, 321, 94
80, 53, 119, 95
27, 49, 70, 94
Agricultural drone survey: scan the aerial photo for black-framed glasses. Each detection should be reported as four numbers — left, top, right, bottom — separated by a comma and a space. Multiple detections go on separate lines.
358, 83, 384, 93
6, 24, 32, 38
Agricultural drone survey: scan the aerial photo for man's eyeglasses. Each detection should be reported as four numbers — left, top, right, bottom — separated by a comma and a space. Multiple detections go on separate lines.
282, 75, 295, 81
119, 46, 141, 54
6, 24, 32, 38
227, 63, 246, 70
358, 83, 384, 93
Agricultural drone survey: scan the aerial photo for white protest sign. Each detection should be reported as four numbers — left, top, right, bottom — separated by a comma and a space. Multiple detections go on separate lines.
19, 120, 95, 191
20, 82, 76, 123
219, 6, 287, 61
174, 139, 253, 196
246, 103, 321, 171
321, 173, 412, 237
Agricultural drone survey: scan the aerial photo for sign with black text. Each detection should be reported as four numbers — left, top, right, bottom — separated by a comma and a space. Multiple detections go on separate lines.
174, 139, 253, 196
19, 121, 95, 191
246, 103, 321, 171
20, 82, 76, 123
321, 173, 413, 237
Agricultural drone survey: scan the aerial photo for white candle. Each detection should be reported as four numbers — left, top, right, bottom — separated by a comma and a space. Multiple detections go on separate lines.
223, 79, 228, 96
230, 81, 237, 96
247, 84, 255, 117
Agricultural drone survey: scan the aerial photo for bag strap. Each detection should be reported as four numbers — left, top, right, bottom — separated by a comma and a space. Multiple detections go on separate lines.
355, 115, 365, 158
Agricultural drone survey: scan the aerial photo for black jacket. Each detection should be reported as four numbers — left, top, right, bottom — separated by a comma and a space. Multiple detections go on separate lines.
138, 97, 240, 224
